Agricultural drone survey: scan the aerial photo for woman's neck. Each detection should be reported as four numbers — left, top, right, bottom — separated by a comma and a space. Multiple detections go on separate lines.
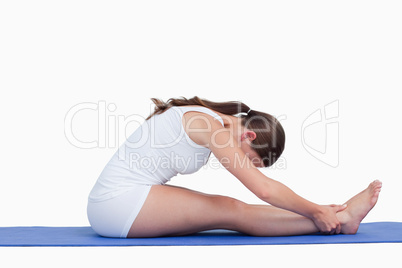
214, 111, 245, 140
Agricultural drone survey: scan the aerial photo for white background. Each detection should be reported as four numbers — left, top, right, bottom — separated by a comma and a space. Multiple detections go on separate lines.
1, 0, 401, 267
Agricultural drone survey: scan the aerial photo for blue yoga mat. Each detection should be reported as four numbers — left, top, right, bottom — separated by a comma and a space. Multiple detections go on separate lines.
1, 222, 401, 247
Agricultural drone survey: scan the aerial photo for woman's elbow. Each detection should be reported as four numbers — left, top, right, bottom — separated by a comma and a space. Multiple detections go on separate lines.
258, 190, 271, 201
255, 182, 272, 201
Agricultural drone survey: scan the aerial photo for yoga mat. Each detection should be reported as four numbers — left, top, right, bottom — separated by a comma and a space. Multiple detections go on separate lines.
1, 222, 402, 247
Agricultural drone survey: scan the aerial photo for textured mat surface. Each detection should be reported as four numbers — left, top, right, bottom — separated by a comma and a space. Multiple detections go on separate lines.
1, 222, 402, 247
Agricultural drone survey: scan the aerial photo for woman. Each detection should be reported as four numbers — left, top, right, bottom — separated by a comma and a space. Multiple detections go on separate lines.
87, 96, 382, 238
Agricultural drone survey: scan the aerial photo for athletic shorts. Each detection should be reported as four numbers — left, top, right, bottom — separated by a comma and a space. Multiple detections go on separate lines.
87, 184, 152, 238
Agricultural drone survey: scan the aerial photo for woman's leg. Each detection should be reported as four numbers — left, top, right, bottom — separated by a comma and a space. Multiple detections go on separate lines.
128, 184, 318, 237
128, 181, 382, 238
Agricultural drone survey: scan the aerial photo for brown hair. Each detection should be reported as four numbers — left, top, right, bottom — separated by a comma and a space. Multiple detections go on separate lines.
146, 96, 285, 167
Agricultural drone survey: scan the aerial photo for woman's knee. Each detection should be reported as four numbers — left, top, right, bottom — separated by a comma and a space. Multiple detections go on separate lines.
210, 195, 245, 226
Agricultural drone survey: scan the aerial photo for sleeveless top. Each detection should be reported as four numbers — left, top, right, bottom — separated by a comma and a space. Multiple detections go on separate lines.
88, 106, 225, 202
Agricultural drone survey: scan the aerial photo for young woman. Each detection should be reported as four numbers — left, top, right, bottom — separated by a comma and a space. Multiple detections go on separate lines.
87, 96, 382, 238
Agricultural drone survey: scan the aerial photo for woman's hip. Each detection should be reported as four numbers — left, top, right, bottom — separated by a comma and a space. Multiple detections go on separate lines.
87, 184, 152, 238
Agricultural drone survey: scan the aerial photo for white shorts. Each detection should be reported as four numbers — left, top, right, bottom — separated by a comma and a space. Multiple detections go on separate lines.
87, 184, 152, 238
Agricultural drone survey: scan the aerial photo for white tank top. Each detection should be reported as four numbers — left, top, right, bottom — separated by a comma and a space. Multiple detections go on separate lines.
88, 106, 224, 202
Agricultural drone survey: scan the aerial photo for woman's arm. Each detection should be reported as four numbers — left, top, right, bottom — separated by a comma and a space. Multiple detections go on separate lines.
211, 130, 345, 234
190, 116, 345, 234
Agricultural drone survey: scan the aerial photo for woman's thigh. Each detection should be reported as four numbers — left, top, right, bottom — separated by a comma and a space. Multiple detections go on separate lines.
127, 184, 245, 238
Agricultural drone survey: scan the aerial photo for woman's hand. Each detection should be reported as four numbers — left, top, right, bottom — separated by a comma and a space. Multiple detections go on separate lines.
312, 204, 347, 235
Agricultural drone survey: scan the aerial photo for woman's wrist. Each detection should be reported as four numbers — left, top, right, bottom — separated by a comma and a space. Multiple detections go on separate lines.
307, 203, 324, 220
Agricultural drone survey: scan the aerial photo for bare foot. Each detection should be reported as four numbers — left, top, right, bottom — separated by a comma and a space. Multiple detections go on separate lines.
337, 180, 382, 234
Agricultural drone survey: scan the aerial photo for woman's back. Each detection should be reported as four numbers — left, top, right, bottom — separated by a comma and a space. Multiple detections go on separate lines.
88, 105, 224, 202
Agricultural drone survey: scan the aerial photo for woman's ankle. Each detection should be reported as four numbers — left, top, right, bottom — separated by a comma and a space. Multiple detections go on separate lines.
337, 209, 359, 234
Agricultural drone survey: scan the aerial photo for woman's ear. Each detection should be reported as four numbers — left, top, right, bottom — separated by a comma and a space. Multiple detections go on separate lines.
241, 131, 257, 142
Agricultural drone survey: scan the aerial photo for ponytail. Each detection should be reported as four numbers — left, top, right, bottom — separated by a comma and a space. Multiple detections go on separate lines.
145, 96, 250, 120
